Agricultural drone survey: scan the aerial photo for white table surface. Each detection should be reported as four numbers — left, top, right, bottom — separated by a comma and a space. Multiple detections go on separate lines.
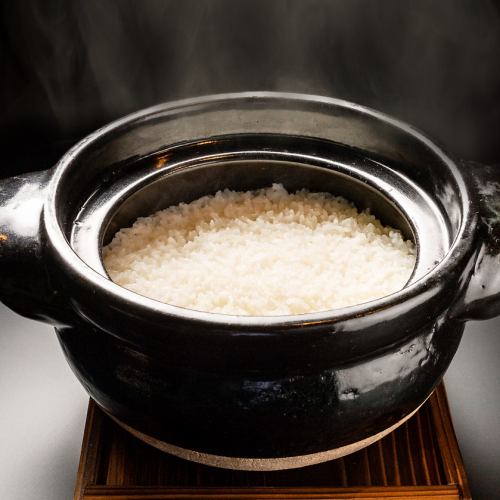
1, 302, 499, 500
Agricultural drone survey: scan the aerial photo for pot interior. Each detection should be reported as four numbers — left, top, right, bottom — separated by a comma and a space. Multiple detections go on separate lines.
69, 133, 450, 293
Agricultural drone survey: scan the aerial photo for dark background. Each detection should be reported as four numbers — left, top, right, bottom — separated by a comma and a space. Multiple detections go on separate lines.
1, 0, 500, 175
1, 1, 500, 498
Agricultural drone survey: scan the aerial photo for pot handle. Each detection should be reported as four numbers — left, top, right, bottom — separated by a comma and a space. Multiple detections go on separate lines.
455, 161, 500, 321
0, 170, 72, 326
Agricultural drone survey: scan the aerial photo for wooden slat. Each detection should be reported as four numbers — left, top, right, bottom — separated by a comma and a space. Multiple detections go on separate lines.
363, 448, 372, 485
390, 431, 402, 486
377, 440, 388, 486
74, 400, 107, 500
415, 412, 432, 486
338, 457, 348, 487
83, 485, 461, 500
431, 385, 472, 500
422, 401, 444, 485
430, 392, 456, 485
404, 422, 418, 485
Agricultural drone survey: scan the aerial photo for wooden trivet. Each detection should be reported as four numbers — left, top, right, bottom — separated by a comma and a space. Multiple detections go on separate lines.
74, 383, 470, 499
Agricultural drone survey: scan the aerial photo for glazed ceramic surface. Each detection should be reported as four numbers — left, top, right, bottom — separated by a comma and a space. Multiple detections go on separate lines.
1, 93, 499, 469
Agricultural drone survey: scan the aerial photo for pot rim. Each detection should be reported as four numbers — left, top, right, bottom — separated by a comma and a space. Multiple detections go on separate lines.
44, 91, 475, 329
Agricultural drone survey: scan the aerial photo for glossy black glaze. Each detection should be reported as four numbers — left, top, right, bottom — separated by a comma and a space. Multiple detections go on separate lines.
57, 315, 463, 458
454, 162, 500, 320
0, 93, 499, 466
0, 171, 71, 325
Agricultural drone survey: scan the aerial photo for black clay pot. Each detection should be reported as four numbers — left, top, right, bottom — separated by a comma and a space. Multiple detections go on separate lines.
1, 93, 499, 470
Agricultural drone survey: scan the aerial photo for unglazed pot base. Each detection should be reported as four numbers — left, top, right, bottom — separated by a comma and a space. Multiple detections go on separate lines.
106, 400, 425, 471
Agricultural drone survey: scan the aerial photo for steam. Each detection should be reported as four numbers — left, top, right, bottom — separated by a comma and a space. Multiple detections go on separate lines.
2, 0, 500, 160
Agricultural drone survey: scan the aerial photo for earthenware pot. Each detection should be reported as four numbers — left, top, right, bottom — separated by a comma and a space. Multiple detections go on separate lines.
1, 93, 499, 470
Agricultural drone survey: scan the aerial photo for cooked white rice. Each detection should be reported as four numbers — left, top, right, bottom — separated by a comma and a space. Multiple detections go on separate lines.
103, 183, 416, 315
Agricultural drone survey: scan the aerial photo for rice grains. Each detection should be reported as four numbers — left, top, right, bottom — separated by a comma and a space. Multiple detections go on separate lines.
103, 184, 416, 315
